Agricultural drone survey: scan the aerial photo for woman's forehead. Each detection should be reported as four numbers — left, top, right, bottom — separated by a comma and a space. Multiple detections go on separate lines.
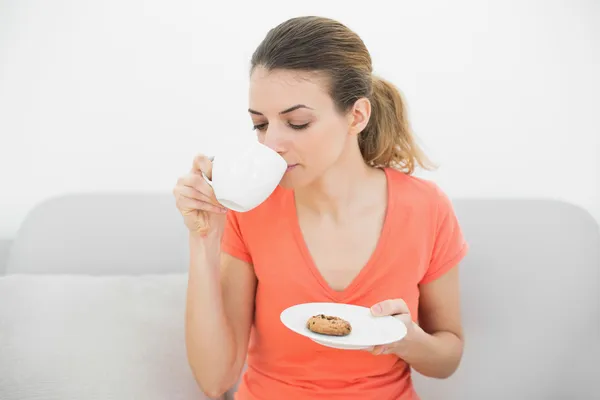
249, 68, 331, 113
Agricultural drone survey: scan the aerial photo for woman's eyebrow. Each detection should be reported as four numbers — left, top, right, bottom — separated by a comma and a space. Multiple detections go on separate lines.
248, 104, 314, 116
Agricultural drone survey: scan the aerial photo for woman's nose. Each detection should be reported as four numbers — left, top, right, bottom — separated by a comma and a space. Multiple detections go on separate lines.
260, 126, 285, 154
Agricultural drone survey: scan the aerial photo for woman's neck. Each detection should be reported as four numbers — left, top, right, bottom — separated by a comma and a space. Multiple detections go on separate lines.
294, 155, 384, 220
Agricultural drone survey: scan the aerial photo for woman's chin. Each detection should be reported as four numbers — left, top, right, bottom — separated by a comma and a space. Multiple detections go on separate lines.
278, 176, 296, 190
279, 168, 308, 190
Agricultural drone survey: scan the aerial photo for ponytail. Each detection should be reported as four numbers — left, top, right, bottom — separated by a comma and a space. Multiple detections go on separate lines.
359, 75, 435, 174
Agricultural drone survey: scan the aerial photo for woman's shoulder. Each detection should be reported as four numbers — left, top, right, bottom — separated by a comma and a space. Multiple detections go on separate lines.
383, 167, 460, 229
384, 167, 449, 204
384, 167, 464, 244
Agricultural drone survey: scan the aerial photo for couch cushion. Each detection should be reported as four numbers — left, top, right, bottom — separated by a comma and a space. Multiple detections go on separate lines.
0, 273, 220, 400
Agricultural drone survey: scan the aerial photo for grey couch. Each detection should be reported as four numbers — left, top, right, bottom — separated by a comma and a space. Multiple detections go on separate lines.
0, 193, 598, 399
0, 238, 11, 275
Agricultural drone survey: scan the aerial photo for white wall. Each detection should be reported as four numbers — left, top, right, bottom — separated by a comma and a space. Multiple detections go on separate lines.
1, 0, 599, 238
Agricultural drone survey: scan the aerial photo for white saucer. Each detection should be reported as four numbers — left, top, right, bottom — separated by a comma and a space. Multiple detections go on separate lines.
280, 302, 407, 350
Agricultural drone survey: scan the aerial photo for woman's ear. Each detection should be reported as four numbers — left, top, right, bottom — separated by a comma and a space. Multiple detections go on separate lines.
347, 97, 372, 136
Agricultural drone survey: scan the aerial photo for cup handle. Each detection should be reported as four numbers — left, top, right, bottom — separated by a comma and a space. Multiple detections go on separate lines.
202, 155, 214, 187
202, 172, 213, 187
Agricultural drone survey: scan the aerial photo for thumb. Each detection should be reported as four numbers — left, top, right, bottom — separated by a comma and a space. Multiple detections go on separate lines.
371, 299, 410, 316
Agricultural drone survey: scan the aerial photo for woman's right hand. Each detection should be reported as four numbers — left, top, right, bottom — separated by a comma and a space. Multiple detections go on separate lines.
173, 154, 228, 238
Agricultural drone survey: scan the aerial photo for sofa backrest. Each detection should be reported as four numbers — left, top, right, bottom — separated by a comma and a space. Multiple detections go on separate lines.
6, 192, 189, 275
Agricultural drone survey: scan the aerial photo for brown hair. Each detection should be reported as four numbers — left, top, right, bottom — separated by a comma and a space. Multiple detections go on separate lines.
250, 16, 435, 174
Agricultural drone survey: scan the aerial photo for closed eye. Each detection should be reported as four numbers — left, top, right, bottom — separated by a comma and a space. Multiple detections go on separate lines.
289, 122, 310, 130
253, 122, 310, 132
253, 123, 268, 132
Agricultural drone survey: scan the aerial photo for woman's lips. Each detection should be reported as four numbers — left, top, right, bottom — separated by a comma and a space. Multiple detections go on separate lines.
286, 164, 299, 171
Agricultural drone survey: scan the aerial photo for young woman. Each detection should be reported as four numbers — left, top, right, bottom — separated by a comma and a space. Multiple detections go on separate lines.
173, 16, 468, 400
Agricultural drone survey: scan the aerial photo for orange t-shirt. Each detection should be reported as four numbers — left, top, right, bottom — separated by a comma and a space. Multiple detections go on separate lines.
221, 167, 468, 400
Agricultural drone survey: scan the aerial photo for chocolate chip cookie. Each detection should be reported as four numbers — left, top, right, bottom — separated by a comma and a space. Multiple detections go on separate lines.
306, 314, 352, 336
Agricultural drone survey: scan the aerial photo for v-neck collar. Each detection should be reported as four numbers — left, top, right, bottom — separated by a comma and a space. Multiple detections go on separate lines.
287, 167, 395, 302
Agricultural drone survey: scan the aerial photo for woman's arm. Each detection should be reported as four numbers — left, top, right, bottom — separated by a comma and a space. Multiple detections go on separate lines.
185, 233, 257, 398
370, 265, 464, 379
403, 265, 464, 378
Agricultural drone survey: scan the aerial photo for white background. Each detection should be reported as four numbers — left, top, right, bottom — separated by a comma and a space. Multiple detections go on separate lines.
1, 0, 599, 239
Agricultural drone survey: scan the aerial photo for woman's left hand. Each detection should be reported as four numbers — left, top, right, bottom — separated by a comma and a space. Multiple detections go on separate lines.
369, 298, 420, 356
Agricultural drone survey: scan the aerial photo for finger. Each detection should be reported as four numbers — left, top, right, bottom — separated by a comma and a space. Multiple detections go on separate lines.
177, 185, 213, 204
370, 345, 387, 355
177, 194, 227, 214
179, 174, 219, 204
371, 299, 410, 317
395, 313, 413, 328
191, 154, 214, 180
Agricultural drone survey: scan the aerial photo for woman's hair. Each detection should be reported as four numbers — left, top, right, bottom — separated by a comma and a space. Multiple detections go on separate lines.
250, 16, 435, 174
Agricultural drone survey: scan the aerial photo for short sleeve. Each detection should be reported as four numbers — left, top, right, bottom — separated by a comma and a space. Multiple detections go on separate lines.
220, 211, 253, 264
420, 186, 469, 285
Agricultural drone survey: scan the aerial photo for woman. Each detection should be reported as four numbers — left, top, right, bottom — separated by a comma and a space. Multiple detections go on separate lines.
173, 16, 468, 400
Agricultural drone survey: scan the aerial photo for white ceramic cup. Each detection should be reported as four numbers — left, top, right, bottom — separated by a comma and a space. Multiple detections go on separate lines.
203, 141, 287, 212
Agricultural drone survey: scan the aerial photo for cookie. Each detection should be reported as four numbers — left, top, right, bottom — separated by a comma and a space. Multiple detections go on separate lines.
306, 314, 352, 336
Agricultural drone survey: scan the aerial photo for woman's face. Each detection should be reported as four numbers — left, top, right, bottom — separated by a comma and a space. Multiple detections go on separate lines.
248, 67, 360, 189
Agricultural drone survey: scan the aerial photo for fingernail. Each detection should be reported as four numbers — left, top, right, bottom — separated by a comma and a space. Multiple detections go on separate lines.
371, 304, 382, 315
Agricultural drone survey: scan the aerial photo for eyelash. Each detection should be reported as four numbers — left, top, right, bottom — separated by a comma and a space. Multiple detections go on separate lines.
252, 122, 310, 132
